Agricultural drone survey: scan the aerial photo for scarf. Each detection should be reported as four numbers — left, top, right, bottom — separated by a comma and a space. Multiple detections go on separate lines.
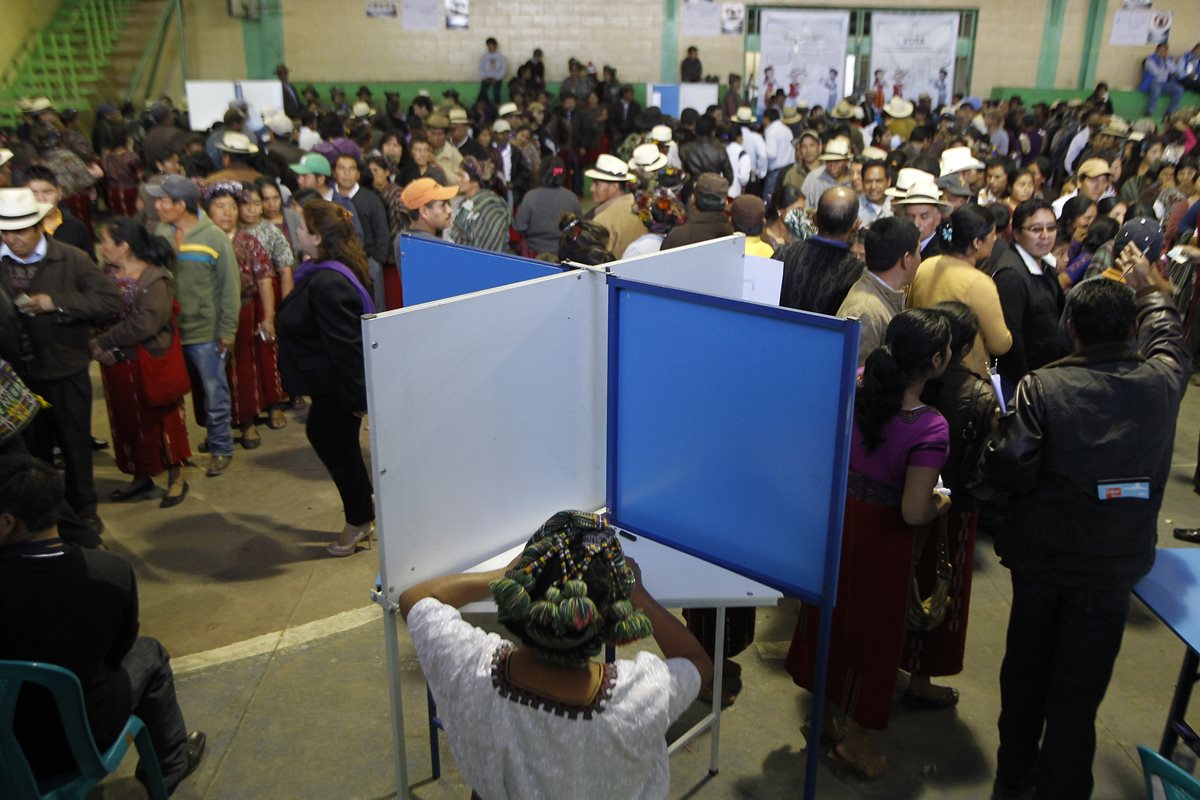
293, 259, 376, 315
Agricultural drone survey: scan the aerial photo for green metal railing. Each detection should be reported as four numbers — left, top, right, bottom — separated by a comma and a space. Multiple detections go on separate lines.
0, 0, 142, 126
124, 0, 186, 108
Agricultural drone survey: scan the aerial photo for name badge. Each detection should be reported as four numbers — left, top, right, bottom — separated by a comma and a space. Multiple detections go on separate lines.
1096, 479, 1151, 501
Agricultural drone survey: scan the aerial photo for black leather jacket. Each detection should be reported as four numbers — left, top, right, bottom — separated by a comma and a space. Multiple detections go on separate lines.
982, 288, 1190, 590
679, 136, 733, 185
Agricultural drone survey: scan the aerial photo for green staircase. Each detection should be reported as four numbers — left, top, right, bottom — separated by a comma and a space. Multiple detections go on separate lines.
0, 0, 143, 127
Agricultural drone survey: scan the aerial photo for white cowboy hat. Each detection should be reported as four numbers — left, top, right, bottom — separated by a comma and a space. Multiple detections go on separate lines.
352, 101, 376, 119
0, 188, 54, 231
448, 107, 471, 125
265, 115, 293, 137
861, 146, 888, 161
584, 153, 637, 183
497, 102, 519, 117
26, 96, 53, 113
492, 119, 511, 134
628, 142, 669, 172
818, 139, 852, 161
830, 99, 857, 120
938, 145, 985, 177
0, 149, 12, 168
885, 167, 934, 198
649, 124, 675, 145
215, 130, 259, 155
891, 176, 950, 208
882, 96, 914, 119
782, 106, 803, 125
732, 106, 756, 125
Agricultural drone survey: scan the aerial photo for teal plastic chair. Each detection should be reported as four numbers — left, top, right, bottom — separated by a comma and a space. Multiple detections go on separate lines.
1139, 745, 1200, 800
0, 660, 167, 800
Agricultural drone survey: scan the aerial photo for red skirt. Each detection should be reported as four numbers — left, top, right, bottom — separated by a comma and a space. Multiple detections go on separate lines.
902, 509, 978, 677
253, 292, 287, 406
785, 493, 915, 730
101, 359, 191, 476
106, 185, 140, 218
227, 302, 264, 426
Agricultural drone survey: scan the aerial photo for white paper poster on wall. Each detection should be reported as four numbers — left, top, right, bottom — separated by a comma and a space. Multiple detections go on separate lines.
402, 0, 440, 30
870, 12, 959, 108
684, 0, 722, 38
1110, 9, 1172, 45
757, 9, 850, 112
444, 0, 468, 29
722, 3, 745, 35
365, 1, 397, 17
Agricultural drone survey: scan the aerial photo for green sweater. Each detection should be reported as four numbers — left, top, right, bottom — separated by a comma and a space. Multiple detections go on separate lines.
157, 214, 240, 345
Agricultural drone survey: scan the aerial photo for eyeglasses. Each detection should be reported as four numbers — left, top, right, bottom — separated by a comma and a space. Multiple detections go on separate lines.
1021, 225, 1056, 235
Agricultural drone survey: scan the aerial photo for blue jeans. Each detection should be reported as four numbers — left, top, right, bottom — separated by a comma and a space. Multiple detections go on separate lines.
183, 341, 233, 456
1146, 80, 1184, 116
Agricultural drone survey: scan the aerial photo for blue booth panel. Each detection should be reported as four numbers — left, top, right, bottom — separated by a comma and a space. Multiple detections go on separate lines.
398, 234, 560, 307
606, 277, 859, 602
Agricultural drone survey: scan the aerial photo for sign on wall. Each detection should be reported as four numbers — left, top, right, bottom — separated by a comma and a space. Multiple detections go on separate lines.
722, 3, 745, 35
402, 0, 440, 30
444, 0, 468, 29
757, 9, 850, 112
1110, 8, 1172, 45
870, 12, 959, 108
683, 0, 722, 38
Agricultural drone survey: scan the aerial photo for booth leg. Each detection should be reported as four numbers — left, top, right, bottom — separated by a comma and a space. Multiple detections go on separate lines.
1160, 647, 1200, 758
427, 686, 442, 779
708, 606, 725, 775
804, 602, 835, 800
383, 606, 410, 796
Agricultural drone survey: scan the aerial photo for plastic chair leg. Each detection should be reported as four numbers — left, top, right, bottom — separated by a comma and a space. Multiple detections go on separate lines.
133, 725, 168, 800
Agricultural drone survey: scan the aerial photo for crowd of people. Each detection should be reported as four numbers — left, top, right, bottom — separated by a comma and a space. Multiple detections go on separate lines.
0, 33, 1199, 800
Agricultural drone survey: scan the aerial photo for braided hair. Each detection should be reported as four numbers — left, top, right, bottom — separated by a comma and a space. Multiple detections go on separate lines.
490, 511, 653, 668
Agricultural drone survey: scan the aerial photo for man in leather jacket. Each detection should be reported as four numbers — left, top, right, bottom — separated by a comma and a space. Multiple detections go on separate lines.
983, 245, 1189, 800
679, 115, 733, 187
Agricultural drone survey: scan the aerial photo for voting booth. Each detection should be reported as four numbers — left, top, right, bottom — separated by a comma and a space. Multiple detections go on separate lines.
365, 234, 856, 799
183, 80, 283, 132
645, 82, 721, 119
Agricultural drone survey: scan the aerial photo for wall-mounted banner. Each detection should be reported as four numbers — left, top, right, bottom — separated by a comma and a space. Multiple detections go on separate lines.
444, 0, 468, 29
870, 12, 959, 108
757, 9, 850, 112
402, 0, 440, 30
365, 1, 397, 18
683, 0, 722, 38
1111, 8, 1172, 45
722, 3, 745, 35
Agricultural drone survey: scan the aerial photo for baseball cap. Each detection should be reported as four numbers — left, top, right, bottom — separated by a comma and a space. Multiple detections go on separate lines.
400, 177, 459, 210
694, 172, 730, 199
1114, 217, 1164, 262
1077, 158, 1113, 179
290, 153, 332, 176
145, 175, 202, 204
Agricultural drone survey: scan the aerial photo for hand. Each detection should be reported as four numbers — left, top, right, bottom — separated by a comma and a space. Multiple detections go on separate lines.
353, 410, 367, 418
216, 338, 234, 354
96, 348, 117, 366
28, 294, 57, 314
625, 556, 643, 587
89, 341, 105, 362
258, 320, 276, 341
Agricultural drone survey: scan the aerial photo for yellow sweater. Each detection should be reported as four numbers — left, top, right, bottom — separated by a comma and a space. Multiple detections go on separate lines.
909, 254, 1013, 377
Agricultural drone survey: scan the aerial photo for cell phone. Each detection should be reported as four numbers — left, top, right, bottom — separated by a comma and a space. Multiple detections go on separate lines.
257, 326, 271, 341
14, 293, 34, 313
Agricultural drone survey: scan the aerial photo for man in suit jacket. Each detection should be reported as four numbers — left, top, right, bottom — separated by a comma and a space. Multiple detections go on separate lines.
277, 64, 302, 119
611, 85, 643, 140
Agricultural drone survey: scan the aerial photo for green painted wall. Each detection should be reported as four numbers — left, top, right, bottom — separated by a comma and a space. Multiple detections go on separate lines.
241, 7, 286, 80
660, 0, 679, 83
1035, 0, 1067, 89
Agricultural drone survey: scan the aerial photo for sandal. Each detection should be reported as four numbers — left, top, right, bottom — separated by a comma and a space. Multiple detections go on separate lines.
268, 408, 288, 430
800, 717, 846, 749
110, 478, 155, 502
902, 686, 960, 710
830, 742, 888, 780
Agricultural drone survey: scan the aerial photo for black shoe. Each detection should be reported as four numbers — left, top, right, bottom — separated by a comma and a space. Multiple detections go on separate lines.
110, 478, 155, 502
91, 436, 109, 451
901, 687, 960, 710
197, 438, 210, 454
179, 731, 206, 783
1174, 528, 1200, 543
160, 481, 189, 509
82, 514, 105, 535
240, 434, 262, 450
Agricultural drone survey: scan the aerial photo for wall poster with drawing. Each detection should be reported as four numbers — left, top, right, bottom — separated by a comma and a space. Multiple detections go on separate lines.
756, 9, 850, 112
870, 12, 959, 109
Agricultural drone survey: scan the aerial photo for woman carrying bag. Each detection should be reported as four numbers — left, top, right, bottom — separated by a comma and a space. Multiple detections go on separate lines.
92, 218, 192, 508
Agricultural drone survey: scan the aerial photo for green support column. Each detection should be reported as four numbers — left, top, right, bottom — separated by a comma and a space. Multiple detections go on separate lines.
1035, 0, 1067, 89
1077, 0, 1108, 90
660, 0, 678, 83
241, 5, 285, 80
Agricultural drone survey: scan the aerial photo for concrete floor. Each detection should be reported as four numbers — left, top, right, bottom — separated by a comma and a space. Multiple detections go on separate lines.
82, 362, 1200, 800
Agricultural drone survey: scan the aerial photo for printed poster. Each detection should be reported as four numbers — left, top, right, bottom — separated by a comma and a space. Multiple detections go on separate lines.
870, 12, 959, 108
402, 0, 441, 31
444, 0, 468, 29
722, 3, 745, 36
757, 9, 850, 112
683, 0, 721, 38
365, 1, 397, 18
1110, 9, 1172, 45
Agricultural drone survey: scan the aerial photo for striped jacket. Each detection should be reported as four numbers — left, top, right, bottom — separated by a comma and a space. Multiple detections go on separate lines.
157, 214, 240, 345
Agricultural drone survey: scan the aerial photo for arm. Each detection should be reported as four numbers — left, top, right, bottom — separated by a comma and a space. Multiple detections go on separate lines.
1121, 242, 1191, 394
214, 236, 242, 348
479, 201, 512, 253
513, 195, 533, 233
991, 266, 1029, 378
367, 197, 391, 263
399, 567, 508, 620
257, 276, 276, 338
981, 374, 1047, 495
96, 275, 172, 350
629, 567, 714, 689
47, 254, 122, 323
971, 278, 1013, 358
311, 273, 370, 412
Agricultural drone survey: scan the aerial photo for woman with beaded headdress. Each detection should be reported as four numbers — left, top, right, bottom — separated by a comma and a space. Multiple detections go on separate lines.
399, 510, 713, 799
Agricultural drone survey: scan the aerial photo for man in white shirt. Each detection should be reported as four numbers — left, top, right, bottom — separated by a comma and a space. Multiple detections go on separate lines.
762, 107, 795, 200
478, 37, 507, 106
732, 108, 767, 193
1052, 158, 1113, 218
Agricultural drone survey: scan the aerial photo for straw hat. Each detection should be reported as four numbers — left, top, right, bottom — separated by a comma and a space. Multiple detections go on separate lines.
882, 96, 914, 118
497, 102, 519, 117
0, 188, 55, 230
781, 106, 803, 125
492, 119, 511, 134
0, 149, 12, 169
584, 153, 637, 183
215, 131, 259, 155
352, 101, 376, 119
26, 96, 53, 113
861, 146, 888, 161
885, 167, 935, 198
628, 143, 669, 172
649, 124, 675, 146
891, 176, 950, 208
732, 106, 756, 125
830, 99, 857, 120
1098, 117, 1131, 139
448, 107, 471, 125
938, 145, 985, 177
818, 139, 852, 161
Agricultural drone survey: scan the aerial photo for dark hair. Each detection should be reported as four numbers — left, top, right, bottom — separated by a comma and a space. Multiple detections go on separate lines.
862, 159, 888, 180
945, 205, 996, 255
292, 188, 322, 206
695, 115, 716, 138
1059, 195, 1096, 236
0, 454, 64, 536
540, 157, 566, 188
1096, 195, 1124, 217
767, 184, 803, 222
16, 164, 58, 188
1068, 278, 1136, 347
856, 309, 951, 452
1080, 215, 1119, 254
317, 112, 345, 141
932, 300, 979, 362
301, 200, 371, 288
558, 213, 613, 264
1012, 198, 1054, 232
864, 217, 919, 273
815, 188, 858, 235
105, 217, 176, 269
986, 201, 1011, 232
763, 107, 780, 123
490, 511, 651, 667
